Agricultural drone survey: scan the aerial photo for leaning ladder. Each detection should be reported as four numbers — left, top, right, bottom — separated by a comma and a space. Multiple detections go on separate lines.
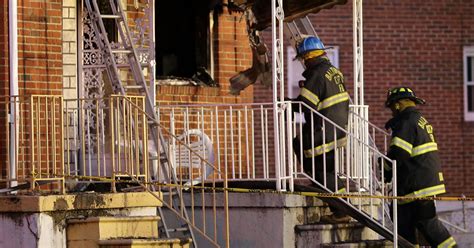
84, 0, 197, 246
284, 16, 319, 56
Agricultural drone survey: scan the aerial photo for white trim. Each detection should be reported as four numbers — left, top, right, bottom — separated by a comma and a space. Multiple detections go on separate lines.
9, 0, 19, 188
464, 46, 474, 121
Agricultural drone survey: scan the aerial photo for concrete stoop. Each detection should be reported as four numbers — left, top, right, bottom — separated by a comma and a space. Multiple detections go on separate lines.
98, 238, 192, 248
321, 240, 393, 248
295, 222, 381, 248
67, 216, 191, 248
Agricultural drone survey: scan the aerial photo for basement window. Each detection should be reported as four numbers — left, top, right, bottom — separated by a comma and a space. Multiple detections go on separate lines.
155, 0, 217, 87
464, 47, 474, 121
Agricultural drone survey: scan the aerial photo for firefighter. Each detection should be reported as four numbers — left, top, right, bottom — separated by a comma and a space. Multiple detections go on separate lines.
289, 36, 350, 223
384, 87, 457, 247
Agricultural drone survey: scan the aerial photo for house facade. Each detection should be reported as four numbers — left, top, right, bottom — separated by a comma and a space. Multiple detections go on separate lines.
1, 0, 473, 194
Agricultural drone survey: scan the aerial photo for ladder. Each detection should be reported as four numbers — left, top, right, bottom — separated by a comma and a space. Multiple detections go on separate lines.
84, 0, 197, 246
284, 16, 319, 56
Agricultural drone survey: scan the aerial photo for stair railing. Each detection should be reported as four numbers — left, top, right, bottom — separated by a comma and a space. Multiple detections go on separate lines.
284, 100, 401, 246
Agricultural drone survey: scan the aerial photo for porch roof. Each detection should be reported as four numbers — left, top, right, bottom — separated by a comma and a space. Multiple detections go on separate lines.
233, 0, 348, 30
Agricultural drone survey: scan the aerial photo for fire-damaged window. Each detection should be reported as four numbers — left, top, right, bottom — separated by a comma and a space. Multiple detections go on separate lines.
155, 0, 217, 86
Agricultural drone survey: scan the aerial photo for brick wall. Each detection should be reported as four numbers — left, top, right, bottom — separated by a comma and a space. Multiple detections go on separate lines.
0, 0, 63, 186
255, 0, 474, 195
17, 0, 63, 95
1, 0, 61, 95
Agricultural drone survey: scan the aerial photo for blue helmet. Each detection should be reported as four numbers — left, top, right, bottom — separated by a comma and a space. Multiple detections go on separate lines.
296, 36, 326, 58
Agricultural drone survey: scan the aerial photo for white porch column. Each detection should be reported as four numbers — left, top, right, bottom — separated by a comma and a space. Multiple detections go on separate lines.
9, 0, 19, 188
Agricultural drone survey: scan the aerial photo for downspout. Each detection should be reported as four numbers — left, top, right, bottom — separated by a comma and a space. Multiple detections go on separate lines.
9, 0, 18, 188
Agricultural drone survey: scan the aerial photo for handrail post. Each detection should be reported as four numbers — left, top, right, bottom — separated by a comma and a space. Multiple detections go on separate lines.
393, 160, 398, 247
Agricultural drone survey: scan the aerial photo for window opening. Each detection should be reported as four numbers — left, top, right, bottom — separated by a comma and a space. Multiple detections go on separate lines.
155, 0, 217, 86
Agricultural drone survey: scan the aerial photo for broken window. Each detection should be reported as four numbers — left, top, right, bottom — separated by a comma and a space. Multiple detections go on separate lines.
155, 0, 217, 86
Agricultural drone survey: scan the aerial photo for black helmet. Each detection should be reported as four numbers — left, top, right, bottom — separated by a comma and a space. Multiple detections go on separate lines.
385, 87, 425, 107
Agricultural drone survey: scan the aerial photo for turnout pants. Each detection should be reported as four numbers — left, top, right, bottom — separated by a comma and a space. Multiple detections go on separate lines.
293, 137, 346, 215
293, 137, 345, 193
396, 200, 456, 247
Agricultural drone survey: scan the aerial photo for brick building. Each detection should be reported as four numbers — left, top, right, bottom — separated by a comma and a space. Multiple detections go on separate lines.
1, 0, 473, 195
0, 1, 472, 246
0, 0, 254, 183
255, 0, 474, 195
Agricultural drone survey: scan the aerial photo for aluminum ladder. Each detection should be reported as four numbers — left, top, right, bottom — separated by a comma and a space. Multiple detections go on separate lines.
284, 16, 319, 57
83, 0, 198, 246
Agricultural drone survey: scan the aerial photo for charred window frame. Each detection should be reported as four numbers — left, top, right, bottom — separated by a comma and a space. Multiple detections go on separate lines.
155, 0, 216, 86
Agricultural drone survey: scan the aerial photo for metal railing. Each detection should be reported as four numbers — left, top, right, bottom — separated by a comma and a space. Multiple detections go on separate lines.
157, 101, 400, 245
285, 101, 401, 246
156, 103, 279, 183
63, 95, 150, 190
0, 95, 229, 247
0, 95, 401, 246
0, 95, 65, 192
153, 123, 228, 248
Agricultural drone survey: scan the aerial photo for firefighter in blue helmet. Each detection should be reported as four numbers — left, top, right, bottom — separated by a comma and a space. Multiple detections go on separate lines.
384, 87, 456, 247
289, 36, 350, 223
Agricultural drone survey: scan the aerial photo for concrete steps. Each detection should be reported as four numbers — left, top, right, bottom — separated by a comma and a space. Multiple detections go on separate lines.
67, 216, 191, 248
296, 222, 380, 247
98, 238, 192, 248
321, 240, 393, 247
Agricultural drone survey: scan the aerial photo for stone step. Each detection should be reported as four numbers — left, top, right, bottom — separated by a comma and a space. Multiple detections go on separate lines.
321, 240, 393, 248
452, 232, 474, 248
304, 205, 383, 225
67, 216, 161, 247
296, 222, 381, 247
98, 238, 192, 248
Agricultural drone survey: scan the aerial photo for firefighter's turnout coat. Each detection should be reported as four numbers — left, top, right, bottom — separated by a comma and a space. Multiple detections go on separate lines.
295, 57, 349, 158
385, 107, 446, 203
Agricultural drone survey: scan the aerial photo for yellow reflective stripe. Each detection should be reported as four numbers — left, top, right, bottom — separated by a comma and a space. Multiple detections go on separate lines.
439, 172, 444, 182
438, 236, 456, 248
304, 137, 347, 158
390, 137, 413, 155
300, 88, 320, 108
337, 187, 346, 193
399, 184, 446, 205
317, 92, 350, 111
412, 142, 438, 157
412, 184, 446, 197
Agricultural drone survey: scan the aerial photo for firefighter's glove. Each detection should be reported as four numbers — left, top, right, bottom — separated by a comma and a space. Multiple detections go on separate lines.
298, 80, 306, 88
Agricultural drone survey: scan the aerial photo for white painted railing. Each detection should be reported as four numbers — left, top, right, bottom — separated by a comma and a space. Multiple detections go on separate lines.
157, 101, 399, 243
156, 103, 279, 183
285, 100, 398, 242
